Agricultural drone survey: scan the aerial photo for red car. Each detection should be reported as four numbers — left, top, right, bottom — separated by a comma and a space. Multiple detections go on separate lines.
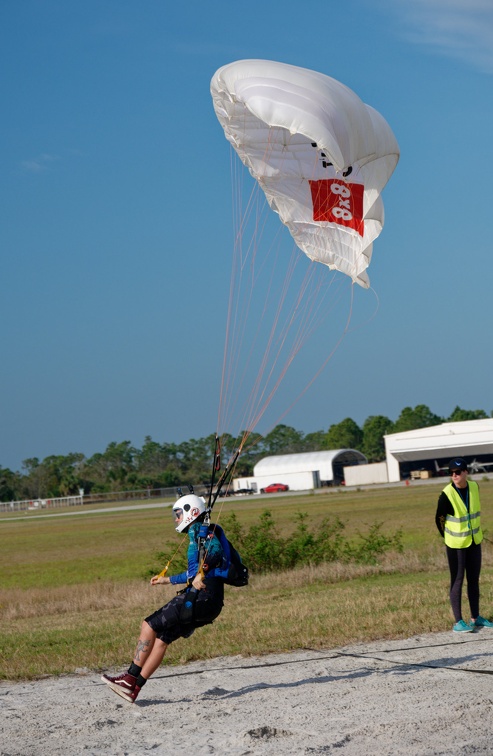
260, 483, 289, 494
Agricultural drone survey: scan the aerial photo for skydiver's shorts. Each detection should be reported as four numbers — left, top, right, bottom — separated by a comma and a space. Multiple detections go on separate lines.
145, 592, 223, 645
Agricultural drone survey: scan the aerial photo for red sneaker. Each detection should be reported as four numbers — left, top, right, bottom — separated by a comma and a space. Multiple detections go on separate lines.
101, 672, 140, 702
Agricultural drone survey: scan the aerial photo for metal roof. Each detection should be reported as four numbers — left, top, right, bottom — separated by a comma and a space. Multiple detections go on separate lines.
384, 418, 493, 462
254, 449, 367, 479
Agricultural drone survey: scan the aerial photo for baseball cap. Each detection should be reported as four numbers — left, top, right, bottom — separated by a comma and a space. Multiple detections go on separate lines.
448, 457, 468, 472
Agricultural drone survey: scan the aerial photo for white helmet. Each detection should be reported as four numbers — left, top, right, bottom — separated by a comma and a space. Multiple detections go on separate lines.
172, 494, 207, 533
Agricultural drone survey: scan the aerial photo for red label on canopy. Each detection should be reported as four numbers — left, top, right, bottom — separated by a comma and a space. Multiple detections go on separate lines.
309, 179, 364, 236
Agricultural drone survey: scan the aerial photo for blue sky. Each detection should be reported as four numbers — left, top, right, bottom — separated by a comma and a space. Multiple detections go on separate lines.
1, 0, 493, 471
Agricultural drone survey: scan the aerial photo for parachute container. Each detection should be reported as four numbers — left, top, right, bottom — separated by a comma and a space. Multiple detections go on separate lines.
211, 60, 399, 288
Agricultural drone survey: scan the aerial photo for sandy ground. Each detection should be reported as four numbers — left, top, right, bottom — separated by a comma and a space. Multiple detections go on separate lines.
2, 630, 493, 755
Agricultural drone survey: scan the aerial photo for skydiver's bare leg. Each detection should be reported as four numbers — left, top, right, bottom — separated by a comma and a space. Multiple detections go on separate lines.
140, 638, 168, 679
132, 620, 168, 679
132, 621, 156, 668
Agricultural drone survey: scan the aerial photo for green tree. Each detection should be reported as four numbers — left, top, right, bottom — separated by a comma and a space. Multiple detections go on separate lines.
393, 405, 443, 433
21, 457, 47, 498
133, 436, 183, 488
0, 467, 23, 501
324, 418, 363, 450
447, 406, 488, 422
136, 436, 168, 475
11, 402, 483, 498
176, 434, 217, 484
82, 441, 137, 492
139, 437, 178, 478
262, 424, 305, 456
362, 415, 394, 462
40, 453, 85, 496
302, 430, 326, 451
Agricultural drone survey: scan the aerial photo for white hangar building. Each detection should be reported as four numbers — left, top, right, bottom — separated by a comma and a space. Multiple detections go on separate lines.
385, 418, 493, 483
233, 449, 367, 492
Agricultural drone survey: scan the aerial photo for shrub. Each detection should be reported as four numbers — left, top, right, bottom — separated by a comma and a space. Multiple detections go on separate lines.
222, 510, 403, 573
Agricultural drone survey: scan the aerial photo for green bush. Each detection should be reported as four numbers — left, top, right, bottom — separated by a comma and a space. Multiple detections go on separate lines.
222, 510, 403, 572
149, 510, 403, 579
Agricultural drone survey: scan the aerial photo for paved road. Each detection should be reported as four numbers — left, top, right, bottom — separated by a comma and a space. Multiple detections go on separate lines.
0, 500, 173, 522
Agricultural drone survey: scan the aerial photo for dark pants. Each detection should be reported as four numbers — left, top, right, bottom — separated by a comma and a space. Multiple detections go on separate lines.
446, 541, 482, 622
145, 591, 223, 644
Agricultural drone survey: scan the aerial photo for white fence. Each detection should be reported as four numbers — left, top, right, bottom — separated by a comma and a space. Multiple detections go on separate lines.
0, 486, 181, 514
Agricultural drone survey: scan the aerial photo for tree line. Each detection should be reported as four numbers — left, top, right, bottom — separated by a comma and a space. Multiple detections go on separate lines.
1, 404, 489, 502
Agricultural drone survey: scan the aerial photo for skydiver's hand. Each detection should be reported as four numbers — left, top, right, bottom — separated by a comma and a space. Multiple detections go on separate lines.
150, 575, 170, 586
192, 574, 205, 591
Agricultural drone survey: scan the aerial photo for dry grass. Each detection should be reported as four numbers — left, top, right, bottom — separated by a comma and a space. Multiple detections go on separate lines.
2, 481, 493, 680
0, 580, 150, 623
0, 543, 445, 624
3, 549, 493, 680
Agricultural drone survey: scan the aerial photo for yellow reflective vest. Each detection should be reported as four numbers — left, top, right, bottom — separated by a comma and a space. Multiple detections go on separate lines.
443, 481, 483, 548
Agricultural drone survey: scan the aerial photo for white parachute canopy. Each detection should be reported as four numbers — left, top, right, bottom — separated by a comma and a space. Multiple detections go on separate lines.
211, 60, 399, 288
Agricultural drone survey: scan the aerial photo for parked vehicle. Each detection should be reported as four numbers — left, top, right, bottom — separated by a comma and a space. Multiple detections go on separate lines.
235, 488, 256, 495
260, 483, 289, 494
203, 488, 232, 499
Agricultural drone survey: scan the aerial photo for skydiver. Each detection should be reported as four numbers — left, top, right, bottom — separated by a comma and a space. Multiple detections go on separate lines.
101, 493, 228, 703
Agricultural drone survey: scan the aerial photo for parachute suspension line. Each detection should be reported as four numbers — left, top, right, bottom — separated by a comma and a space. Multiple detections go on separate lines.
219, 176, 352, 443
226, 205, 290, 438
218, 147, 254, 432
156, 533, 188, 578
206, 434, 222, 510
232, 265, 352, 448
218, 141, 283, 437
268, 281, 356, 429
286, 260, 349, 364
233, 277, 354, 456
197, 442, 241, 576
346, 285, 380, 334
228, 189, 268, 417
217, 125, 365, 450
218, 134, 301, 438
240, 245, 302, 432
216, 150, 243, 437
234, 237, 348, 438
192, 432, 246, 576
217, 155, 266, 436
243, 289, 318, 433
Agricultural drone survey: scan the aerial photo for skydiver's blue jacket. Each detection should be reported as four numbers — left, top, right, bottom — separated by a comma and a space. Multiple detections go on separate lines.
169, 521, 224, 587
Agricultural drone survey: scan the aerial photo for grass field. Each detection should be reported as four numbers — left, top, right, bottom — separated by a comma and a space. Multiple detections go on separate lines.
2, 480, 493, 681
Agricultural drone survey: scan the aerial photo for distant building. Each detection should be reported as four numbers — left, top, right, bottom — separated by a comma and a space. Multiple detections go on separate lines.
233, 449, 367, 492
385, 418, 493, 482
232, 419, 493, 493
